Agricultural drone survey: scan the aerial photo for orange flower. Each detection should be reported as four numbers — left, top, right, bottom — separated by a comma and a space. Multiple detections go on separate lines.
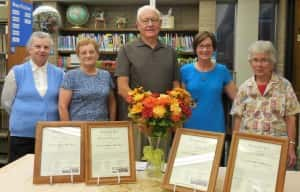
143, 96, 157, 108
171, 113, 182, 122
157, 94, 171, 106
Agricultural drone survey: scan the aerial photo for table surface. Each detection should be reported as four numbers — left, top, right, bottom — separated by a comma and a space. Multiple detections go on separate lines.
0, 154, 299, 192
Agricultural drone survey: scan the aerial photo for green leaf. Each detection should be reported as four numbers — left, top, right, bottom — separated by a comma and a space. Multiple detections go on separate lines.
142, 146, 164, 167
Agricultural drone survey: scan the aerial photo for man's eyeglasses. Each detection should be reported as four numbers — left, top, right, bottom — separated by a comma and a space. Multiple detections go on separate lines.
140, 18, 160, 25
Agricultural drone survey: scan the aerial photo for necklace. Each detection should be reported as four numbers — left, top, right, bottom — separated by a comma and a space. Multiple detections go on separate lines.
200, 73, 207, 81
194, 62, 214, 82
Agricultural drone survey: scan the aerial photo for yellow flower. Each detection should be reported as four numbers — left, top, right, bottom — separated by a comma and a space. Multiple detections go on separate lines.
153, 105, 167, 118
170, 102, 181, 114
168, 90, 179, 97
129, 103, 143, 114
133, 93, 145, 102
169, 88, 191, 100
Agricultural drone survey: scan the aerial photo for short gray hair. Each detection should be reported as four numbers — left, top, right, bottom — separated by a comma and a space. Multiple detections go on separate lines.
248, 40, 277, 64
136, 5, 161, 22
26, 31, 54, 50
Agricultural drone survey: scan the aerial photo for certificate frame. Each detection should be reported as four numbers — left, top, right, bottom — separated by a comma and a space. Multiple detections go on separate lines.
224, 132, 288, 192
33, 121, 86, 184
85, 121, 136, 185
162, 128, 225, 192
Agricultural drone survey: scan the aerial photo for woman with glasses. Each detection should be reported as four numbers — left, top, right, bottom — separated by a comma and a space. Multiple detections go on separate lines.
231, 40, 300, 168
181, 31, 236, 133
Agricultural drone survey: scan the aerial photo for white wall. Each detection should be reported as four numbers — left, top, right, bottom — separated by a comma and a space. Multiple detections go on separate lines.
234, 0, 259, 86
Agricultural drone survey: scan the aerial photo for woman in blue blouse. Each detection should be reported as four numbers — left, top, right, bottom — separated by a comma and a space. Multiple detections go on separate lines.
181, 31, 236, 132
59, 38, 116, 121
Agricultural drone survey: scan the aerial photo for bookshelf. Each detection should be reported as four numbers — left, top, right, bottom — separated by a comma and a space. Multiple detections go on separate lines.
0, 18, 9, 166
32, 1, 199, 70
0, 22, 7, 80
57, 29, 197, 70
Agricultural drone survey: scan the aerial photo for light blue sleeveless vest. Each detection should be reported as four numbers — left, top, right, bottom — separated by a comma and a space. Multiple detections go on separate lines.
9, 62, 63, 137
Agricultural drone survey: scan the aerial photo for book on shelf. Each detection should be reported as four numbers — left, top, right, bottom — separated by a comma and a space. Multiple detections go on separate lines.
0, 54, 6, 79
102, 33, 114, 52
0, 33, 7, 53
57, 33, 193, 53
177, 56, 197, 67
70, 54, 80, 65
0, 24, 7, 53
57, 55, 69, 69
159, 33, 194, 53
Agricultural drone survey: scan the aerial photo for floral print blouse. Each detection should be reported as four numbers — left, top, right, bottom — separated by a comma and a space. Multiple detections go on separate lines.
230, 73, 300, 136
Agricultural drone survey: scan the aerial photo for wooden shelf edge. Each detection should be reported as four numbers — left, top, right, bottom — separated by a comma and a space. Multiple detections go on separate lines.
60, 28, 198, 33
58, 50, 118, 55
60, 28, 138, 32
0, 130, 9, 138
58, 50, 194, 55
177, 51, 195, 56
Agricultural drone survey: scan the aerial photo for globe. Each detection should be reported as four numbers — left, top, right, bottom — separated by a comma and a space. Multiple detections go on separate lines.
33, 5, 62, 33
66, 5, 89, 27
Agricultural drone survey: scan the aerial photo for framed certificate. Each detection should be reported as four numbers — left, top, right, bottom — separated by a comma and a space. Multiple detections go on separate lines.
33, 121, 85, 184
85, 121, 136, 185
224, 132, 289, 192
162, 128, 225, 192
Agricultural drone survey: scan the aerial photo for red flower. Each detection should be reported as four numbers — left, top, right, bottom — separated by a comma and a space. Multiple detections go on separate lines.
127, 95, 133, 103
180, 102, 192, 117
142, 107, 153, 119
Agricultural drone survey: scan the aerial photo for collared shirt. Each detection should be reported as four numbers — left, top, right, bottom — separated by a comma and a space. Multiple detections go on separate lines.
230, 73, 300, 136
1, 60, 48, 113
115, 38, 180, 93
115, 38, 180, 120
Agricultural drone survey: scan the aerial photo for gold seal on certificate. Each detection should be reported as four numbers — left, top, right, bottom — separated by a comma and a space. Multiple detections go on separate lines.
162, 128, 225, 192
33, 122, 85, 184
85, 121, 136, 185
224, 132, 289, 192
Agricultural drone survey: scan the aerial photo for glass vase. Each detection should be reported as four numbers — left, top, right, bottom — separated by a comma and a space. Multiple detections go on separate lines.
142, 136, 164, 177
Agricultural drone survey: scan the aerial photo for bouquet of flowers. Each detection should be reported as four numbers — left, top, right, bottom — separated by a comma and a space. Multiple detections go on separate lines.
127, 87, 193, 176
128, 87, 193, 136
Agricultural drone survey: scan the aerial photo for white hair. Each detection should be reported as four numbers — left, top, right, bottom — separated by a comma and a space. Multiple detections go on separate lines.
248, 40, 277, 64
136, 5, 161, 22
26, 31, 54, 50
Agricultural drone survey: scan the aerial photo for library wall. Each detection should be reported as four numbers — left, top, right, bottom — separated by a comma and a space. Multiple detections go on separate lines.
0, 5, 8, 20
38, 1, 201, 70
33, 0, 221, 71
198, 0, 216, 32
294, 0, 300, 98
276, 0, 287, 77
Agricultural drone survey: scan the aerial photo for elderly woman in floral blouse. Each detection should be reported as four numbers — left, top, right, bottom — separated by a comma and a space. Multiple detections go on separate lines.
231, 40, 300, 168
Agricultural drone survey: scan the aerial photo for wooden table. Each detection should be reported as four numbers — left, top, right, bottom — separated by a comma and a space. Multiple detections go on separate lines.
0, 154, 299, 191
